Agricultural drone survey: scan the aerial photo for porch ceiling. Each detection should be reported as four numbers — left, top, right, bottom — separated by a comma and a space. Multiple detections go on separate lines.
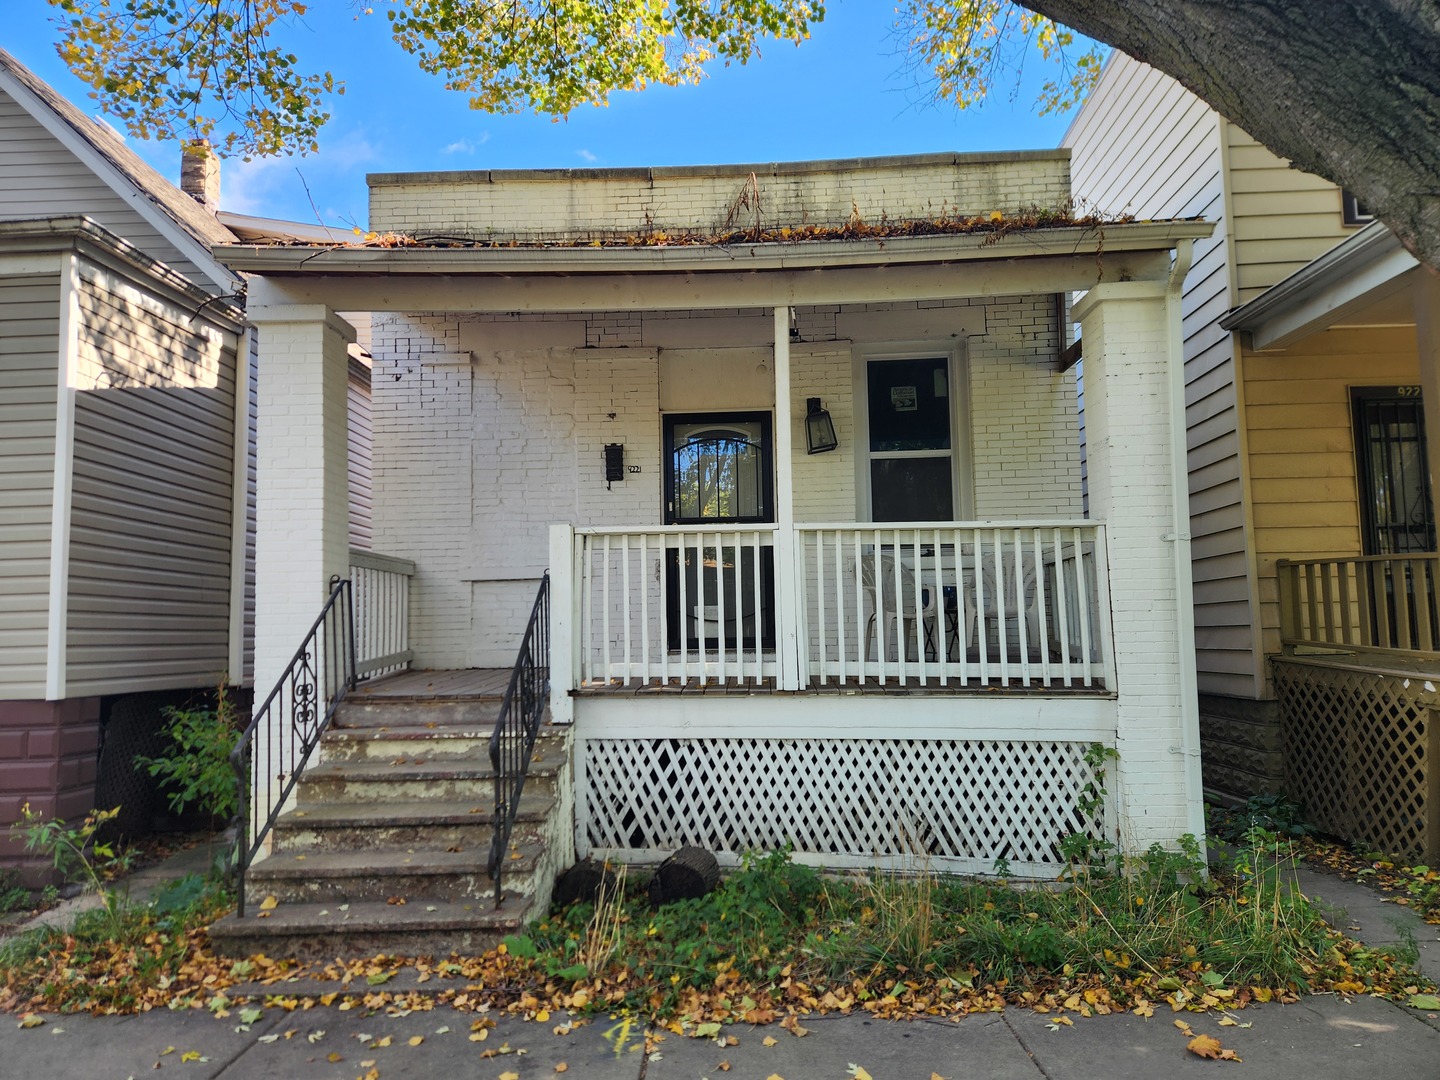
225, 221, 1212, 315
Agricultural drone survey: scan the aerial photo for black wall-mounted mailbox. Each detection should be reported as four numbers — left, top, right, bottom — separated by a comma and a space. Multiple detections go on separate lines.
604, 443, 625, 488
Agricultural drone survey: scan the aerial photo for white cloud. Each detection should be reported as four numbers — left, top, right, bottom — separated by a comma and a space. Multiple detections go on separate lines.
441, 132, 490, 155
576, 148, 598, 163
221, 129, 379, 220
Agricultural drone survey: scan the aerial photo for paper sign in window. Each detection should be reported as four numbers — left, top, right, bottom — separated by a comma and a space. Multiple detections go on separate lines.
891, 385, 918, 412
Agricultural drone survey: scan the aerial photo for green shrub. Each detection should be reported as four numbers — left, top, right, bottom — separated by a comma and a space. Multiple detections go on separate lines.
135, 685, 242, 821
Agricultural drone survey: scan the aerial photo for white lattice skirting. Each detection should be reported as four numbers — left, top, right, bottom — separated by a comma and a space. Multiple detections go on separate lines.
579, 737, 1103, 876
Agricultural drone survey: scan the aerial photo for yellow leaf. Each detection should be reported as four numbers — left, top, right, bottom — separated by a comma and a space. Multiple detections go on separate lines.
181, 1051, 201, 1063
1253, 986, 1273, 1003
1186, 1033, 1241, 1060
408, 1035, 424, 1046
17, 1014, 45, 1029
849, 1067, 874, 1080
932, 1074, 948, 1080
500, 1073, 520, 1080
1173, 1019, 1194, 1037
763, 1036, 778, 1047
259, 895, 278, 911
555, 1066, 569, 1074
535, 1009, 550, 1022
375, 1035, 392, 1047
319, 992, 338, 1006
327, 1051, 342, 1062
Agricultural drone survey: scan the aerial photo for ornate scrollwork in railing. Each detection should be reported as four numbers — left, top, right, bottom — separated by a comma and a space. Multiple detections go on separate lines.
229, 578, 356, 917
487, 573, 551, 906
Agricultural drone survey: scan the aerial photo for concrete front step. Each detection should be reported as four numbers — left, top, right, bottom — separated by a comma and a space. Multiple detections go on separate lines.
320, 722, 568, 763
273, 793, 557, 853
300, 752, 564, 804
208, 894, 534, 960
245, 843, 543, 903
334, 695, 507, 728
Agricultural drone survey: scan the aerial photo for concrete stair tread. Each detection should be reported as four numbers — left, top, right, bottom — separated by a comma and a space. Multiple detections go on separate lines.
282, 794, 555, 826
211, 894, 533, 939
245, 843, 542, 882
302, 757, 561, 784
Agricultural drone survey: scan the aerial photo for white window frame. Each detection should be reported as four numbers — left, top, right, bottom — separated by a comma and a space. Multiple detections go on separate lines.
851, 341, 974, 523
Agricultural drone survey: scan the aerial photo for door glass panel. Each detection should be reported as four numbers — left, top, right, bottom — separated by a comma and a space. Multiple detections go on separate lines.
1355, 391, 1435, 554
670, 420, 766, 521
868, 357, 950, 452
870, 458, 954, 521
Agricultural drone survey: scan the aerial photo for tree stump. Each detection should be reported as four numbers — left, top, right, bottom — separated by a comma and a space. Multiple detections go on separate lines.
647, 845, 720, 906
552, 858, 617, 908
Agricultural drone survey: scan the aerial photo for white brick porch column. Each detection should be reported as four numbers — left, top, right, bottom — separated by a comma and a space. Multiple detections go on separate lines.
249, 304, 355, 703
1074, 280, 1206, 851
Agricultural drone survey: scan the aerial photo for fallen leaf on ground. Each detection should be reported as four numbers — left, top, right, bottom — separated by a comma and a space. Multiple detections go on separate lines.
849, 1067, 874, 1080
258, 895, 278, 911
1187, 1034, 1241, 1061
1409, 993, 1440, 1010
780, 1014, 809, 1037
408, 1036, 424, 1046
555, 1065, 568, 1074
762, 1035, 778, 1047
1173, 1019, 1194, 1037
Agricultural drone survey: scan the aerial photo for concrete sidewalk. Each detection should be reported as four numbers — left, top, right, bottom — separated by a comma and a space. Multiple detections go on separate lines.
1, 859, 1437, 1079
1, 993, 1437, 1080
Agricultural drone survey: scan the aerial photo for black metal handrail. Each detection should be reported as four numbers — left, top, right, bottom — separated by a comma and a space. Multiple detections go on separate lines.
230, 577, 357, 917
487, 573, 551, 906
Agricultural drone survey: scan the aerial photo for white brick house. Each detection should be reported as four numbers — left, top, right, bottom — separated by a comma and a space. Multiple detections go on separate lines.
221, 152, 1212, 885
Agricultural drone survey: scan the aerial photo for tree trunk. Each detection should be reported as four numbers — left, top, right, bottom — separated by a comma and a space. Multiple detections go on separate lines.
1022, 0, 1440, 270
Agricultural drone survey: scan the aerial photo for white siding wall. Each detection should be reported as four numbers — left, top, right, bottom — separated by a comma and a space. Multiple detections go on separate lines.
347, 360, 373, 551
0, 273, 59, 699
1065, 54, 1253, 698
0, 89, 206, 285
64, 265, 238, 694
371, 300, 1082, 668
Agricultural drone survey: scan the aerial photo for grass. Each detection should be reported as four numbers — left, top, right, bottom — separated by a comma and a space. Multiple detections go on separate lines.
0, 872, 234, 1014
522, 834, 1424, 1020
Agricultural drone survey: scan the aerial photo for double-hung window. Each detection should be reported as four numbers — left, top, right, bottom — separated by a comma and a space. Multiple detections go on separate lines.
856, 349, 970, 522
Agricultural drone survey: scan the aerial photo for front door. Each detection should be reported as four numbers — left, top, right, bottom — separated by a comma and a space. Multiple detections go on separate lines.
663, 412, 776, 650
1353, 386, 1435, 555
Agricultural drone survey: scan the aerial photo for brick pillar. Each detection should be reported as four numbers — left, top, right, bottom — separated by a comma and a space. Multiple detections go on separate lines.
0, 698, 101, 887
249, 304, 354, 735
1074, 281, 1205, 850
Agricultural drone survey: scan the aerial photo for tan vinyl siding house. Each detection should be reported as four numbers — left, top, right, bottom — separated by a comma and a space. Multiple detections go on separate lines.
0, 273, 60, 701
0, 45, 253, 884
1065, 52, 1376, 800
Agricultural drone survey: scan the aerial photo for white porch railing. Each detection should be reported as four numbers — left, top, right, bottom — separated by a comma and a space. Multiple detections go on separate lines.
567, 521, 1113, 691
797, 523, 1114, 689
575, 526, 780, 688
349, 548, 416, 678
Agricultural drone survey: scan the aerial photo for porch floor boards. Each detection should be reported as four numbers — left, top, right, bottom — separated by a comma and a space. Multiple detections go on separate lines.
356, 667, 1110, 698
577, 677, 1112, 696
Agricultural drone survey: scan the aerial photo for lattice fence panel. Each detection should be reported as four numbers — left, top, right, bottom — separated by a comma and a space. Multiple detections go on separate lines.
580, 737, 1101, 869
1274, 659, 1437, 860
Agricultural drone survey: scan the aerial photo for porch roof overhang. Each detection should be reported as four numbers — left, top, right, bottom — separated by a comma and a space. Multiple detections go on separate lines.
1220, 222, 1420, 351
219, 220, 1213, 314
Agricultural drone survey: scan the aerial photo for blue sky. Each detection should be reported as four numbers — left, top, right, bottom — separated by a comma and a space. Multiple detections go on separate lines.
7, 3, 1093, 229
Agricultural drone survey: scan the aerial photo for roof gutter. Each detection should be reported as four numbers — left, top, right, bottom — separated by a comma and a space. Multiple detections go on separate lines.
214, 220, 1214, 276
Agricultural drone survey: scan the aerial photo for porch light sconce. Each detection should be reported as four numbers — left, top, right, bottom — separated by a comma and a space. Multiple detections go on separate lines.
805, 398, 838, 455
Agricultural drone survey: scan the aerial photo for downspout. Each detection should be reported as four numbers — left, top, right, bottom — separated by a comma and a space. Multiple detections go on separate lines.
1164, 239, 1208, 850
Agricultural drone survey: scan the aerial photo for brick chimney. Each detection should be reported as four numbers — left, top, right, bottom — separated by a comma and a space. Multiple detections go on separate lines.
180, 139, 220, 211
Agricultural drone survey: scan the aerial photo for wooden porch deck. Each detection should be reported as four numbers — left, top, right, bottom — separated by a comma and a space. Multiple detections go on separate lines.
356, 667, 1112, 699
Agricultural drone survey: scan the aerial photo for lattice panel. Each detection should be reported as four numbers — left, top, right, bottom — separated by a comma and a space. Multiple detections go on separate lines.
1274, 659, 1436, 860
580, 737, 1101, 867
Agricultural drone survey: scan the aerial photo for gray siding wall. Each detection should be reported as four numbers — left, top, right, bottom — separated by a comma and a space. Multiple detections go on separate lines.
0, 273, 59, 699
64, 267, 236, 695
1065, 54, 1255, 699
0, 88, 208, 286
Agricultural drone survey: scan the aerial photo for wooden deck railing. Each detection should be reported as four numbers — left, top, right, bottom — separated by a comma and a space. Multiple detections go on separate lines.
349, 549, 416, 677
563, 521, 1114, 691
1277, 553, 1440, 658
